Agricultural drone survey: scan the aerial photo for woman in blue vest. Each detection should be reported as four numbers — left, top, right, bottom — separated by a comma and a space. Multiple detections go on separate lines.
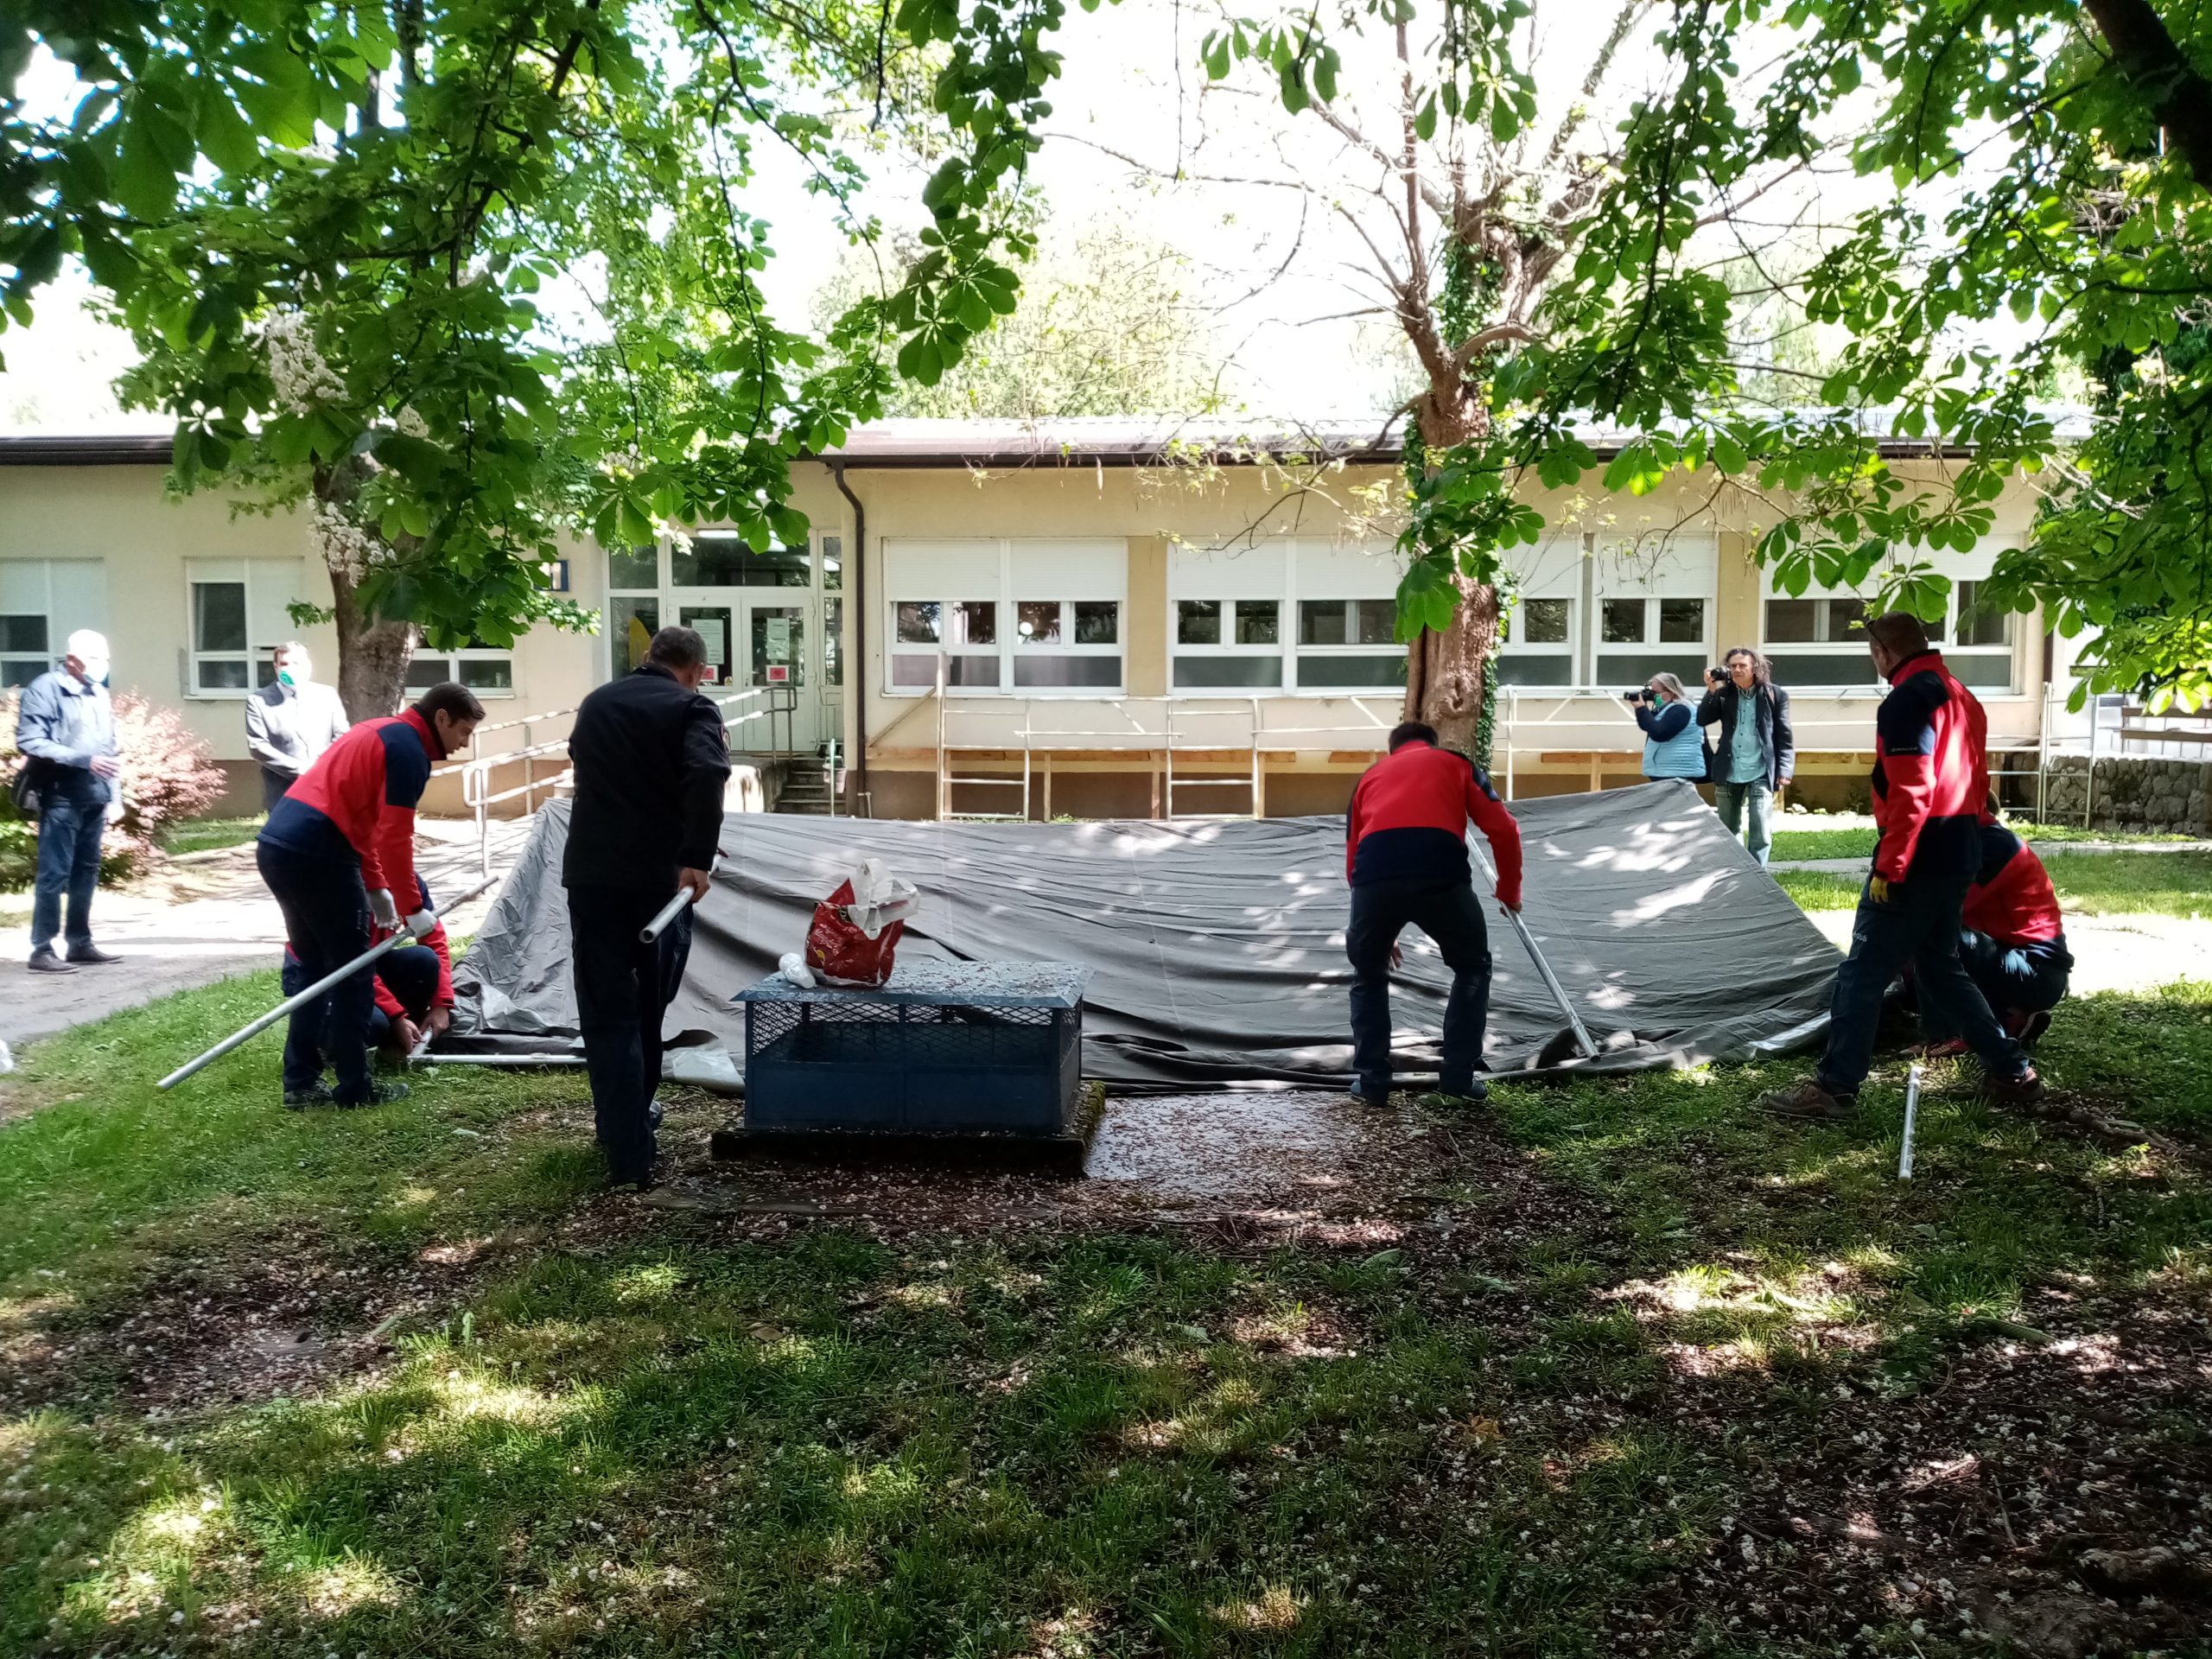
1633, 672, 1710, 782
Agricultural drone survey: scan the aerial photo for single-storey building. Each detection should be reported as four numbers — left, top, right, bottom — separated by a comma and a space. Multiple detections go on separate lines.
0, 416, 2093, 820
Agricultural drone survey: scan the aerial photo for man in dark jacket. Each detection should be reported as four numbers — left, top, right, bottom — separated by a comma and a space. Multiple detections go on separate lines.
563, 625, 731, 1188
1696, 647, 1794, 864
1344, 721, 1524, 1107
1759, 613, 2042, 1120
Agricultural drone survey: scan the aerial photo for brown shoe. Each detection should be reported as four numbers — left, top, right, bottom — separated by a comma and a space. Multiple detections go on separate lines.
1758, 1079, 1856, 1121
1982, 1067, 2045, 1108
1908, 1037, 1968, 1059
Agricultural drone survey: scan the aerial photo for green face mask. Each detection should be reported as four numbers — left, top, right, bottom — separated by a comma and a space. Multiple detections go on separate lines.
277, 668, 298, 688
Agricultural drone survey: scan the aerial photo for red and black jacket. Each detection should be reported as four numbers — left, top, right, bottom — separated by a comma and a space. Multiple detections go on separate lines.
1871, 651, 1990, 883
1964, 823, 2064, 946
1346, 741, 1523, 907
261, 706, 439, 900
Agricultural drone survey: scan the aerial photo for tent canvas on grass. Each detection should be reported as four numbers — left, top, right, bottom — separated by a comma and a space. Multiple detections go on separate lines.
442, 780, 1839, 1087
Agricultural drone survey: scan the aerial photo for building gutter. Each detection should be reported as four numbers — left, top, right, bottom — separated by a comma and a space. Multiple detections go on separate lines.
829, 459, 868, 812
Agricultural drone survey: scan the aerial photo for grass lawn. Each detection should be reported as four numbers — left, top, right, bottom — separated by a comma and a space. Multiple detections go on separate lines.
1769, 820, 2202, 863
159, 815, 265, 856
1777, 849, 2212, 915
3, 958, 2209, 1656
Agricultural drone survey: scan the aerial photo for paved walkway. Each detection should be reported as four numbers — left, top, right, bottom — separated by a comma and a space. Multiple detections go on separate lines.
0, 818, 536, 1047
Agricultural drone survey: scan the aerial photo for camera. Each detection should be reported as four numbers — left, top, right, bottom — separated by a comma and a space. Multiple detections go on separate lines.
1707, 665, 1730, 685
1623, 688, 1647, 705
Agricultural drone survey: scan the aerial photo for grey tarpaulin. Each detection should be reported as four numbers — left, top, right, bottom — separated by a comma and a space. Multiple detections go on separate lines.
441, 780, 1839, 1086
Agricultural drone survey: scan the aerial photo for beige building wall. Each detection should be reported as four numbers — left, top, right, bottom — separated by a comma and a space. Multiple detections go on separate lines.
0, 445, 2063, 825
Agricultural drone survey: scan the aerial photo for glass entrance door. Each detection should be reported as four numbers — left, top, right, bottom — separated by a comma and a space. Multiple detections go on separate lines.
675, 602, 737, 689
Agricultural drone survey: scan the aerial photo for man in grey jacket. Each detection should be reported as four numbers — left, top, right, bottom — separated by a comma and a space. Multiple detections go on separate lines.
245, 642, 350, 806
16, 629, 123, 973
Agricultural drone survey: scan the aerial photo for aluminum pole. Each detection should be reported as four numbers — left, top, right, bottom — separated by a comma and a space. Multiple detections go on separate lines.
161, 874, 499, 1090
1469, 840, 1599, 1061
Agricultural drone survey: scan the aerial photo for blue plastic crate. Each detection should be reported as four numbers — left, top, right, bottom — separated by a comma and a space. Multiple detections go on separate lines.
734, 961, 1090, 1137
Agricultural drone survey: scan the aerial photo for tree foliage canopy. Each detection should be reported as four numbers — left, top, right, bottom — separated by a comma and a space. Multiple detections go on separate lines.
1210, 0, 2212, 709
1, 0, 1094, 701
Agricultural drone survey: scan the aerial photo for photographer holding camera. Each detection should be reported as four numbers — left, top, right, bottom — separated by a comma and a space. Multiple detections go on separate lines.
1697, 647, 1794, 867
1627, 673, 1710, 783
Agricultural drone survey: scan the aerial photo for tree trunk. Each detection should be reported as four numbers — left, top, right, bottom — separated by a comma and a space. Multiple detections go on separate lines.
314, 458, 416, 721
329, 570, 415, 721
1402, 392, 1500, 758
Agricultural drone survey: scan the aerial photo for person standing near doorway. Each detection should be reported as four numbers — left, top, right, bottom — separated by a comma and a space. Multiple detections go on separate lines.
1697, 646, 1794, 865
1344, 721, 1524, 1108
1758, 612, 2043, 1120
16, 629, 123, 974
245, 641, 351, 807
563, 626, 731, 1190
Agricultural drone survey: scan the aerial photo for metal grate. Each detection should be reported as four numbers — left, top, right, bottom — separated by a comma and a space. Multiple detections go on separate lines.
747, 997, 1071, 1071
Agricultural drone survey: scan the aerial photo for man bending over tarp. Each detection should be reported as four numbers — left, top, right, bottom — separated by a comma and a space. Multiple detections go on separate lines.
1344, 720, 1523, 1107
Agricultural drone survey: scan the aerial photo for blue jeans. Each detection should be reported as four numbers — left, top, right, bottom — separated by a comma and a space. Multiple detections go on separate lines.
1818, 871, 2028, 1098
31, 785, 105, 954
1345, 876, 1492, 1098
283, 942, 443, 1079
259, 839, 376, 1101
1923, 931, 2071, 1039
1713, 779, 1773, 866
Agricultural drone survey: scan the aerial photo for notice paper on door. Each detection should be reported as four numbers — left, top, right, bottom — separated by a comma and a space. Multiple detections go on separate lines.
765, 616, 791, 658
694, 616, 726, 664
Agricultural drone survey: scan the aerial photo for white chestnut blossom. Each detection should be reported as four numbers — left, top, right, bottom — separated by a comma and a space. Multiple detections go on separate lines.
311, 499, 385, 584
264, 311, 344, 415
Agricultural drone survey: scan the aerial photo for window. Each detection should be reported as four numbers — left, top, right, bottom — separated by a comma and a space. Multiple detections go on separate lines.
820, 535, 843, 593
407, 645, 515, 696
1297, 598, 1403, 689
671, 531, 809, 588
890, 599, 1002, 688
1593, 594, 1709, 689
1942, 579, 2015, 688
1012, 598, 1122, 688
1175, 599, 1282, 688
1762, 594, 1877, 688
1497, 594, 1575, 687
0, 560, 104, 689
1171, 540, 1406, 693
823, 597, 844, 687
607, 545, 658, 590
607, 595, 659, 678
885, 539, 1128, 696
185, 559, 302, 697
1522, 598, 1570, 643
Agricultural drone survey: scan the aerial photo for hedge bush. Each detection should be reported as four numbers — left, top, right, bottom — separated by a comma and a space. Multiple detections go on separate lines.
0, 688, 230, 890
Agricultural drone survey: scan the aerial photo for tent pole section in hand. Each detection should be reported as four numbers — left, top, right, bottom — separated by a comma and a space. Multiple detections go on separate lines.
1467, 841, 1599, 1061
640, 855, 724, 944
160, 875, 498, 1090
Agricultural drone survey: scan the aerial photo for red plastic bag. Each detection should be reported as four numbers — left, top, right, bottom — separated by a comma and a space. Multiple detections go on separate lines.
800, 861, 922, 988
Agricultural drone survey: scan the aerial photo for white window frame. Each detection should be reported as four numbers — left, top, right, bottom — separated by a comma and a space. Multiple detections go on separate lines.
1757, 547, 2019, 696
1169, 538, 1402, 696
884, 539, 1128, 697
406, 646, 518, 699
0, 559, 105, 690
184, 558, 301, 700
1587, 537, 1719, 693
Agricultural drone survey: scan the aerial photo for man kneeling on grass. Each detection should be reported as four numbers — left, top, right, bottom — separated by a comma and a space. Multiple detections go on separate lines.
1759, 612, 2044, 1121
1344, 720, 1523, 1107
1914, 817, 2070, 1057
279, 874, 454, 1100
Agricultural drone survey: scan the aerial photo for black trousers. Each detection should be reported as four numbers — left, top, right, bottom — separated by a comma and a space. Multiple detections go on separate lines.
1345, 876, 1492, 1099
259, 839, 375, 1101
567, 885, 693, 1180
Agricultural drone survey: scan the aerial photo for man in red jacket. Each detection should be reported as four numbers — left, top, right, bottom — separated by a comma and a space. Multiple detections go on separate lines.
1760, 613, 2042, 1119
1344, 721, 1524, 1106
1917, 819, 2071, 1054
257, 682, 482, 1109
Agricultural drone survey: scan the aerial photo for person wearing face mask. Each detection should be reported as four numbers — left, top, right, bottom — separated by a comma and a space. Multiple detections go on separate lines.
1696, 646, 1795, 866
245, 641, 352, 808
15, 629, 124, 974
257, 681, 484, 1109
1626, 672, 1710, 784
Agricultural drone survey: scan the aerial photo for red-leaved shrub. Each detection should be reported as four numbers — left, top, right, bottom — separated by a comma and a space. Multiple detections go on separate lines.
0, 688, 230, 885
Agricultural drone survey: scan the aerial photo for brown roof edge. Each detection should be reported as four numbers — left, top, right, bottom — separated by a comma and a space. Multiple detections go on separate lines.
0, 434, 174, 465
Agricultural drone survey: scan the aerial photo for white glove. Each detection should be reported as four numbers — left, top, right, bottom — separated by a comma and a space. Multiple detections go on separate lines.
369, 887, 400, 929
404, 908, 437, 939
